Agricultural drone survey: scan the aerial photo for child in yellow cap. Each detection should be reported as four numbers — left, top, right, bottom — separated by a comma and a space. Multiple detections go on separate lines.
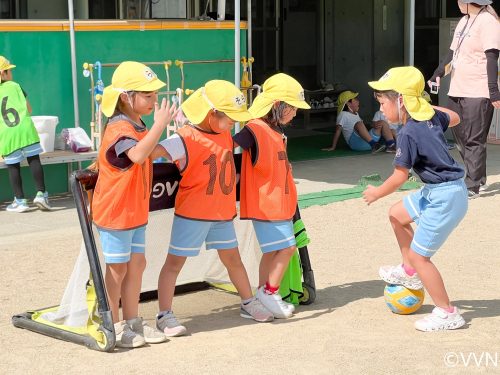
92, 61, 178, 348
363, 66, 467, 331
154, 80, 274, 336
322, 90, 396, 153
372, 90, 433, 142
0, 56, 51, 212
233, 73, 310, 319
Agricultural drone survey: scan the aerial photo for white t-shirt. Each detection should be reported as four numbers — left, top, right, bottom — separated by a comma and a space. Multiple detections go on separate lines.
449, 10, 500, 98
337, 111, 363, 141
373, 111, 402, 132
159, 133, 187, 170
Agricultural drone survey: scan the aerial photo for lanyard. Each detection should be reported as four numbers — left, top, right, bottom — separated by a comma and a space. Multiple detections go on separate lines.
453, 7, 486, 62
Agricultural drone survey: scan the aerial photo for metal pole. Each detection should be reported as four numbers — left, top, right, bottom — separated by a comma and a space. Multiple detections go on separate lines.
247, 0, 252, 74
68, 0, 80, 127
235, 0, 241, 134
275, 0, 280, 71
404, 0, 415, 66
409, 0, 415, 66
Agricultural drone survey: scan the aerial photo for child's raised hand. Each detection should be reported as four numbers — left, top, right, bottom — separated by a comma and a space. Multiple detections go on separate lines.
363, 184, 379, 205
154, 98, 180, 129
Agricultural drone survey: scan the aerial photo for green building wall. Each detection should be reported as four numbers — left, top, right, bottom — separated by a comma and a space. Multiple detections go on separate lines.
1, 25, 247, 202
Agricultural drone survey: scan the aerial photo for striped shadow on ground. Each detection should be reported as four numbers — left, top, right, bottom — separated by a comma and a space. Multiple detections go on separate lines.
298, 174, 422, 209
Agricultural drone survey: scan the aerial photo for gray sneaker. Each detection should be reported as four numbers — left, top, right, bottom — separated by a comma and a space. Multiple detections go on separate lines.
6, 198, 29, 213
467, 189, 479, 200
240, 298, 274, 322
371, 142, 386, 154
33, 191, 52, 211
156, 311, 187, 337
385, 143, 397, 153
127, 317, 167, 344
114, 321, 146, 348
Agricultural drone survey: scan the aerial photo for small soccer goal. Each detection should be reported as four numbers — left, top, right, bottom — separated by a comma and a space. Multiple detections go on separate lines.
12, 156, 315, 351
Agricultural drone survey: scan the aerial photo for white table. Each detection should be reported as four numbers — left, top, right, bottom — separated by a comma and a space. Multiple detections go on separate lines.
0, 150, 98, 189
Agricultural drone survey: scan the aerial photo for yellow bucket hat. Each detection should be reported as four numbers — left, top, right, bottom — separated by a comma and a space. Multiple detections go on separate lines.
181, 80, 252, 124
337, 91, 358, 115
368, 66, 435, 121
249, 73, 310, 118
0, 56, 16, 72
101, 61, 166, 117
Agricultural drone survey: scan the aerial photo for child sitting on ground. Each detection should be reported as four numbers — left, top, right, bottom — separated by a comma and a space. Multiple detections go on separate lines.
372, 110, 401, 141
322, 90, 396, 153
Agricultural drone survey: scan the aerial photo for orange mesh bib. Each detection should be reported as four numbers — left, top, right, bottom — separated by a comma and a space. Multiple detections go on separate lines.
240, 119, 297, 221
175, 125, 236, 221
92, 120, 152, 230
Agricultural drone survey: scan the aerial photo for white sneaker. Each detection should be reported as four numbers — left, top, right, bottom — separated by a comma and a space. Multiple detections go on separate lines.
114, 321, 146, 348
279, 297, 296, 313
256, 286, 293, 319
240, 298, 274, 322
33, 191, 52, 211
156, 311, 187, 337
6, 198, 29, 213
479, 183, 489, 192
127, 317, 167, 344
414, 306, 465, 332
379, 264, 423, 290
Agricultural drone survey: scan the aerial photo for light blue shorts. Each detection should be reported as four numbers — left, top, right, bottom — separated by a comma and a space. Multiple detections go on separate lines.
348, 128, 380, 151
403, 179, 468, 257
97, 226, 146, 264
168, 216, 238, 257
252, 220, 296, 254
3, 143, 43, 164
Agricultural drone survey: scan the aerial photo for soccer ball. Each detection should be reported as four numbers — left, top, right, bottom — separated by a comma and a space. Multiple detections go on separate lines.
384, 284, 425, 315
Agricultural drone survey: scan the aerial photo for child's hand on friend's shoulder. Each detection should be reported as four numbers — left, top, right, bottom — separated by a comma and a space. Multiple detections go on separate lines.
154, 97, 179, 129
363, 184, 379, 205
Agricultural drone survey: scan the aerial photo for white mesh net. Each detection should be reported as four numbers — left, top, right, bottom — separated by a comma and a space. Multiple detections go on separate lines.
41, 206, 262, 329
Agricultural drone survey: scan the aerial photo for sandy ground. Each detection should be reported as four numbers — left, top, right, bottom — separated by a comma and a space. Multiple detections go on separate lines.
1, 146, 500, 375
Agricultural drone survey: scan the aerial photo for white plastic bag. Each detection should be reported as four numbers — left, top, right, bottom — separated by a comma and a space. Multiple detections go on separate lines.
62, 128, 92, 153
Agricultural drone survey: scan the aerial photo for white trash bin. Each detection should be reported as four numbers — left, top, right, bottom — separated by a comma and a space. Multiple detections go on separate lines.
32, 116, 59, 153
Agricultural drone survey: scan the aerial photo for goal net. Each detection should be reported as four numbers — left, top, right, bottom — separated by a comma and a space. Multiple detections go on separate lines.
12, 157, 313, 351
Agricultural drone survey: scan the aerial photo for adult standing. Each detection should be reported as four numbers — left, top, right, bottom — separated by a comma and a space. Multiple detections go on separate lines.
428, 0, 500, 198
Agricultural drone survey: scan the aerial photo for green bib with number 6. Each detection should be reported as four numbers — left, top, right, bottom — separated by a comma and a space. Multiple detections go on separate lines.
0, 81, 39, 157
